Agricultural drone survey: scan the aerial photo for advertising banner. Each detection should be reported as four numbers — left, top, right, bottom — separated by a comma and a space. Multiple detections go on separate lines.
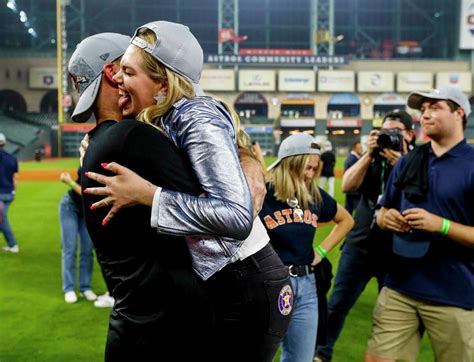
459, 0, 474, 49
278, 70, 315, 92
358, 71, 394, 92
397, 72, 433, 92
436, 72, 472, 92
29, 67, 58, 89
200, 69, 235, 91
318, 70, 355, 92
239, 70, 276, 91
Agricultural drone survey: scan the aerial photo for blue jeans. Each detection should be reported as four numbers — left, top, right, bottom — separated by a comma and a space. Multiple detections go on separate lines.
281, 273, 319, 362
315, 243, 386, 360
0, 192, 17, 247
59, 193, 94, 293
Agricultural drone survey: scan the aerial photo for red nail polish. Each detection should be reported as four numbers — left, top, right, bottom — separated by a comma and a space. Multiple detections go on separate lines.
90, 204, 95, 210
83, 189, 89, 194
102, 219, 108, 226
84, 171, 89, 176
101, 163, 108, 168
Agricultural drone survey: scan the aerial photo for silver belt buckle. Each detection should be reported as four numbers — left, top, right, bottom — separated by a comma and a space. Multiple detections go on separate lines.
288, 265, 298, 277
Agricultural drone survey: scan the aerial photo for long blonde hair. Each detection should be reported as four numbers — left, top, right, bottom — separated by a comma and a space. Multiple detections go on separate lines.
135, 30, 250, 149
266, 154, 322, 209
135, 30, 195, 124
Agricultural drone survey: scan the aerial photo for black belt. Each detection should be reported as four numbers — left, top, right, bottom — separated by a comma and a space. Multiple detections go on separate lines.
288, 265, 314, 277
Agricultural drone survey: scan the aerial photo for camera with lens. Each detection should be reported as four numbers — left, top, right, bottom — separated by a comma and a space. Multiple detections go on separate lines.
376, 129, 403, 152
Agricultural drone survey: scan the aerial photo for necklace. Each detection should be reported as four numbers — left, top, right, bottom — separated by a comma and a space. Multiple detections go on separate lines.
286, 196, 304, 219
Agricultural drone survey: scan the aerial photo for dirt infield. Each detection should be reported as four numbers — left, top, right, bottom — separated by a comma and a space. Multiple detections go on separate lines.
19, 169, 78, 181
19, 168, 343, 181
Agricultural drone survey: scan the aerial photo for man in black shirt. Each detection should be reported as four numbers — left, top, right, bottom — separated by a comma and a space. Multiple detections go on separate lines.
69, 33, 213, 360
314, 110, 415, 362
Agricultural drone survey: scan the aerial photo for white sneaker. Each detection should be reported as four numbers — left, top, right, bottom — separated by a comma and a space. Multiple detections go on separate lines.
65, 291, 78, 304
94, 295, 114, 308
81, 290, 97, 301
1, 245, 19, 253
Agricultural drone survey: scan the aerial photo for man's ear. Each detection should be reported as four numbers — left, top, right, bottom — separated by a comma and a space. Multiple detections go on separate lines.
103, 63, 118, 85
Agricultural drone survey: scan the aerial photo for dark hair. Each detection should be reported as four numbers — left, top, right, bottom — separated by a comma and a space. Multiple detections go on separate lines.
351, 141, 360, 150
445, 99, 467, 130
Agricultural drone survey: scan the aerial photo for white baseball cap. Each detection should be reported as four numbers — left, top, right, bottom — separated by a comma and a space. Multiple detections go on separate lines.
130, 21, 205, 95
68, 33, 131, 123
267, 133, 321, 171
408, 86, 471, 118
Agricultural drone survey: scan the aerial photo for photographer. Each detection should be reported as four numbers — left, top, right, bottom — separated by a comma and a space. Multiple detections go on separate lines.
314, 110, 415, 362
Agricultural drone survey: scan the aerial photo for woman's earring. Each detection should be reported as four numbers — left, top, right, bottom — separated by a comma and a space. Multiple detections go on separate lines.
154, 95, 166, 105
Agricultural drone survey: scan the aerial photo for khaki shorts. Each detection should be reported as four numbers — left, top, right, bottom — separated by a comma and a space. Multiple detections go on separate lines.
367, 287, 474, 362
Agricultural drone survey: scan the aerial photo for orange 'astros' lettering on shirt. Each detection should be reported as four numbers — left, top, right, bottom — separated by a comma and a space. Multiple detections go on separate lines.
262, 209, 318, 230
281, 209, 293, 223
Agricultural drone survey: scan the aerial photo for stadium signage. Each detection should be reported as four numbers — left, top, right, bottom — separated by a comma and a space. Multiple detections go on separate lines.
459, 0, 474, 49
205, 53, 347, 67
397, 72, 433, 92
200, 69, 235, 91
436, 72, 472, 92
239, 70, 276, 91
278, 70, 315, 92
358, 71, 394, 92
318, 70, 355, 92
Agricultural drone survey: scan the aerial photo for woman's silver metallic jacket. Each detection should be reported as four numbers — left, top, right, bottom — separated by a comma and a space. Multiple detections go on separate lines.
155, 96, 254, 280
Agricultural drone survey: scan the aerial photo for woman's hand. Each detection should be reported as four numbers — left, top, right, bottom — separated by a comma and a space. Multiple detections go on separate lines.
60, 172, 72, 184
403, 208, 442, 233
84, 162, 157, 225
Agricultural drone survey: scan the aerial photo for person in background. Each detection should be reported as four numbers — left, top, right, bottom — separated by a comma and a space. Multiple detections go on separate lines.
318, 141, 336, 197
59, 169, 97, 304
0, 133, 19, 254
260, 133, 353, 362
343, 141, 363, 214
367, 87, 474, 362
315, 109, 416, 362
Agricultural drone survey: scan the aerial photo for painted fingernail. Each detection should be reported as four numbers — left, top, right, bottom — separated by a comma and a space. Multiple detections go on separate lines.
101, 163, 108, 168
90, 204, 95, 210
84, 171, 89, 176
83, 189, 89, 194
102, 219, 108, 226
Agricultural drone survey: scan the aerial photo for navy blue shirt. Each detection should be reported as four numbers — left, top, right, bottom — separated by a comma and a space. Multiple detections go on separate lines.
0, 149, 18, 194
380, 139, 474, 309
259, 185, 337, 266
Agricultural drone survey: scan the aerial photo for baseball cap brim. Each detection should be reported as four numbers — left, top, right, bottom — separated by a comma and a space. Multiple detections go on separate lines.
393, 232, 430, 258
71, 74, 102, 123
408, 91, 448, 111
267, 158, 281, 171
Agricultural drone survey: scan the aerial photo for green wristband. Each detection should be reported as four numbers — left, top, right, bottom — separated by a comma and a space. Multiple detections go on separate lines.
69, 181, 78, 189
440, 218, 450, 236
316, 245, 327, 259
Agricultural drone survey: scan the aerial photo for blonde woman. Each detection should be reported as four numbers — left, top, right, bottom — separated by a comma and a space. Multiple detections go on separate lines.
84, 21, 292, 361
259, 133, 354, 362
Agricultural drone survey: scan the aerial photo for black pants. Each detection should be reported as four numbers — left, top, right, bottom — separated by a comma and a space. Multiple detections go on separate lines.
205, 243, 293, 362
105, 268, 214, 361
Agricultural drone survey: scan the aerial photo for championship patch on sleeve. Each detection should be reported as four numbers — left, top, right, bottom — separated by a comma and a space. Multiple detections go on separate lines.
278, 284, 293, 316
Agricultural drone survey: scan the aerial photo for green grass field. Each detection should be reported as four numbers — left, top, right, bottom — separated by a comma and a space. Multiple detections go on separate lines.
0, 158, 435, 361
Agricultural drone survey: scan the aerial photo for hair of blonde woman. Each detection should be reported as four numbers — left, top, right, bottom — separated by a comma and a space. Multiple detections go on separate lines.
135, 29, 195, 125
219, 100, 251, 149
266, 154, 322, 209
135, 30, 250, 148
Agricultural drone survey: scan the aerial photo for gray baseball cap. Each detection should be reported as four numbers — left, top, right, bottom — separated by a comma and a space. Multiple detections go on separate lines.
130, 21, 204, 95
68, 33, 131, 123
267, 133, 321, 171
407, 86, 471, 118
0, 133, 5, 145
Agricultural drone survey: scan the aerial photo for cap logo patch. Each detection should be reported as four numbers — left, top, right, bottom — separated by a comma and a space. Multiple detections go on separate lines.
278, 284, 293, 316
99, 53, 110, 61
